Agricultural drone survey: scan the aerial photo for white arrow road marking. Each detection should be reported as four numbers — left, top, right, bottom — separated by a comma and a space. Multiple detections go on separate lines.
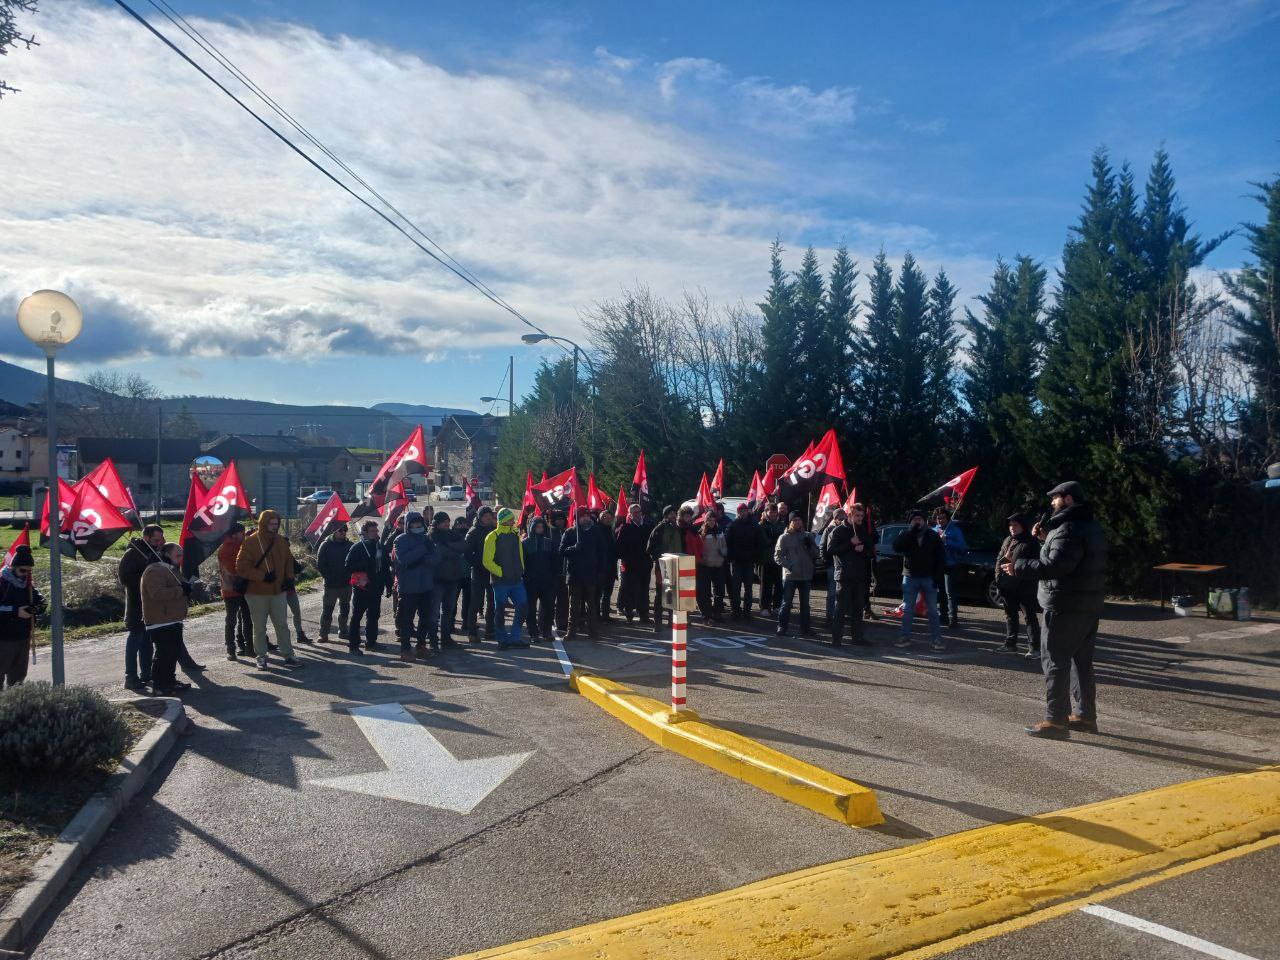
310, 702, 533, 814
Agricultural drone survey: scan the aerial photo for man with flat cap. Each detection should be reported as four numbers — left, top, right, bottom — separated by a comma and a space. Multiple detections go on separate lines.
1001, 481, 1108, 739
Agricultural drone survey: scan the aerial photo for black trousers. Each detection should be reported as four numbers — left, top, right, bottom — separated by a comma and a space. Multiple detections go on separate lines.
696, 565, 726, 618
149, 624, 182, 688
729, 560, 755, 614
567, 581, 599, 637
1000, 587, 1041, 647
465, 573, 494, 635
863, 560, 875, 613
526, 580, 556, 636
223, 596, 250, 653
350, 589, 382, 649
555, 578, 569, 632
618, 564, 650, 619
597, 576, 616, 618
434, 580, 462, 640
320, 585, 351, 639
651, 561, 667, 630
0, 637, 30, 689
760, 562, 782, 613
396, 591, 437, 647
831, 577, 868, 645
1042, 609, 1098, 723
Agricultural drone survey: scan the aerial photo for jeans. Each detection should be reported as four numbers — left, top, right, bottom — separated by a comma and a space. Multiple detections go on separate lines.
223, 597, 250, 653
940, 566, 960, 623
350, 588, 382, 648
433, 580, 461, 640
831, 576, 868, 646
900, 576, 941, 644
729, 560, 755, 614
395, 591, 437, 648
696, 565, 726, 619
1042, 609, 1098, 722
492, 581, 528, 646
320, 585, 351, 639
825, 564, 837, 622
148, 623, 182, 688
246, 592, 293, 658
777, 580, 811, 633
525, 579, 556, 636
125, 625, 153, 682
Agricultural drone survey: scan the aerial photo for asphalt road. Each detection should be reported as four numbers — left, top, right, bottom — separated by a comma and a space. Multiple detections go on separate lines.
17, 587, 1280, 960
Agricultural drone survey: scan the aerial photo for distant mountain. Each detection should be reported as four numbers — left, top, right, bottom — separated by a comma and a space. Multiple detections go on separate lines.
0, 357, 107, 407
372, 403, 478, 426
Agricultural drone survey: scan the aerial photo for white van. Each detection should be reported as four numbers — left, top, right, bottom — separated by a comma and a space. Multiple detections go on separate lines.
443, 485, 465, 501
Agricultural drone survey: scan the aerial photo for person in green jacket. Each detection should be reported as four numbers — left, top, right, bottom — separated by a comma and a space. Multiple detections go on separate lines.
482, 508, 528, 648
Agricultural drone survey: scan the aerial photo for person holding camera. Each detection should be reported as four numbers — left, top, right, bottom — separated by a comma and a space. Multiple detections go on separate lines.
0, 544, 45, 689
235, 509, 300, 669
141, 542, 194, 695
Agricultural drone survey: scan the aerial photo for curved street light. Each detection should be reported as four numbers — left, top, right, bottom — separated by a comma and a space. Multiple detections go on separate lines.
520, 332, 597, 472
16, 290, 84, 686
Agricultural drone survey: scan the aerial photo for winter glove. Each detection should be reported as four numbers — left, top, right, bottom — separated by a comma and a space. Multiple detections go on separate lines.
263, 571, 277, 584
180, 581, 193, 598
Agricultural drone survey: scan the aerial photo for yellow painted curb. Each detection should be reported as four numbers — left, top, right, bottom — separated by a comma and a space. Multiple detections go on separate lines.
569, 671, 884, 828
452, 765, 1280, 960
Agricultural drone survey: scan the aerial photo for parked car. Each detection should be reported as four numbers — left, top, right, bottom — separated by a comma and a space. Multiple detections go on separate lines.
298, 489, 336, 504
442, 485, 465, 501
679, 496, 751, 517
870, 521, 1002, 606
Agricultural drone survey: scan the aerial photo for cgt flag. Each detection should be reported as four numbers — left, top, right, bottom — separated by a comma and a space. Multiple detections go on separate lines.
811, 482, 842, 533
630, 450, 654, 514
382, 480, 410, 528
4, 524, 30, 568
39, 478, 79, 556
778, 430, 846, 505
532, 467, 582, 516
710, 458, 725, 500
305, 493, 351, 548
81, 458, 142, 530
518, 471, 539, 529
464, 477, 481, 515
62, 481, 134, 562
353, 426, 429, 518
179, 472, 211, 549
695, 472, 714, 513
186, 462, 253, 566
916, 466, 978, 514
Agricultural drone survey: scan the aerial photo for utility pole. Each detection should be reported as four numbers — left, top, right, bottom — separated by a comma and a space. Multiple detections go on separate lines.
155, 403, 162, 521
508, 354, 514, 413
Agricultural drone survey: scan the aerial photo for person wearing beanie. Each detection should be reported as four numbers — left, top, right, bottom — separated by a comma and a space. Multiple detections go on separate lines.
316, 523, 352, 644
464, 506, 497, 641
645, 504, 683, 635
392, 511, 440, 660
482, 507, 528, 648
429, 511, 467, 647
521, 515, 557, 641
614, 503, 653, 623
559, 508, 609, 640
218, 523, 252, 660
757, 502, 785, 618
774, 511, 818, 637
996, 513, 1041, 657
236, 509, 299, 668
0, 544, 44, 689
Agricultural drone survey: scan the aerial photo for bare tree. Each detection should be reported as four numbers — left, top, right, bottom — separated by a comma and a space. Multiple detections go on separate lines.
1, 0, 38, 98
68, 371, 162, 438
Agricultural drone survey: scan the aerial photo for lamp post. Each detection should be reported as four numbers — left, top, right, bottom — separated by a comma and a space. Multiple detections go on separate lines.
521, 333, 596, 473
16, 290, 83, 687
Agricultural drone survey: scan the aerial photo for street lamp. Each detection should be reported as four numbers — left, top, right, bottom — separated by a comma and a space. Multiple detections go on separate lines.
479, 397, 511, 405
16, 290, 83, 687
520, 333, 596, 472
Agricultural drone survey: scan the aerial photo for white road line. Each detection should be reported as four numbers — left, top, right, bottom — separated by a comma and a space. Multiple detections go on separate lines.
1081, 904, 1261, 959
551, 637, 574, 677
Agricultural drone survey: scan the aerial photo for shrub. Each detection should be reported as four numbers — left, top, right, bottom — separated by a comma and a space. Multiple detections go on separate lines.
0, 682, 130, 775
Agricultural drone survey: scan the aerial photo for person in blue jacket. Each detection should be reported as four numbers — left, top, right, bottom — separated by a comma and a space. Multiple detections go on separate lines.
392, 511, 440, 661
933, 508, 968, 629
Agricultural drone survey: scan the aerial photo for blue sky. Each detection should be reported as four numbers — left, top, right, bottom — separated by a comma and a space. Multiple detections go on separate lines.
0, 0, 1276, 412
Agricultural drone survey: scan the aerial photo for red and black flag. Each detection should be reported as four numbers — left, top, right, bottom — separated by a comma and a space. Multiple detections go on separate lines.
744, 470, 766, 515
4, 524, 30, 568
916, 467, 978, 514
82, 458, 142, 530
778, 429, 846, 505
179, 471, 211, 549
305, 492, 351, 548
811, 481, 842, 533
39, 478, 78, 554
695, 472, 714, 513
630, 450, 654, 515
186, 461, 253, 566
62, 481, 134, 562
518, 470, 539, 529
710, 458, 725, 500
352, 425, 429, 518
464, 477, 482, 515
532, 467, 582, 516
382, 480, 410, 528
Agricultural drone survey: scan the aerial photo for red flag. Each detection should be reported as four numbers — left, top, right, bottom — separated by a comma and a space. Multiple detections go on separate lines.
842, 486, 859, 513
615, 484, 629, 519
4, 524, 30, 568
62, 481, 134, 562
567, 499, 577, 526
710, 458, 725, 500
519, 470, 539, 528
586, 473, 609, 512
532, 467, 581, 515
464, 477, 481, 514
353, 425, 430, 518
186, 461, 253, 566
82, 458, 142, 529
540, 470, 548, 483
382, 480, 410, 527
695, 472, 713, 513
179, 472, 211, 547
916, 467, 978, 514
305, 492, 351, 547
811, 482, 842, 533
39, 478, 78, 542
630, 450, 654, 513
761, 464, 780, 497
779, 430, 846, 504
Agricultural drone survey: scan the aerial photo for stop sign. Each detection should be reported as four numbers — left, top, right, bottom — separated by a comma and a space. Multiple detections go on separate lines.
765, 454, 791, 473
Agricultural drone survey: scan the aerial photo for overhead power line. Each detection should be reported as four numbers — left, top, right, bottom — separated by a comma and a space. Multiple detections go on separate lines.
111, 0, 572, 358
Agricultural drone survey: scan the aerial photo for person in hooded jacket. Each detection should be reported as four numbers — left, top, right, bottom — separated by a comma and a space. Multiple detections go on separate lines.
430, 512, 467, 646
392, 510, 440, 660
548, 510, 570, 635
696, 511, 728, 622
218, 523, 251, 660
0, 544, 44, 689
559, 510, 608, 639
482, 507, 528, 648
1004, 481, 1108, 740
236, 509, 299, 668
934, 508, 968, 629
996, 513, 1041, 657
464, 507, 496, 641
522, 515, 557, 640
119, 524, 165, 690
596, 510, 618, 621
316, 523, 352, 643
345, 518, 387, 653
774, 512, 818, 637
142, 542, 194, 695
453, 515, 473, 633
614, 503, 653, 623
381, 514, 406, 617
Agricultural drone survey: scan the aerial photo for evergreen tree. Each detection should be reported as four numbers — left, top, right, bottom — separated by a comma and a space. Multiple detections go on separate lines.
756, 240, 803, 456
1225, 177, 1280, 463
822, 244, 859, 426
792, 246, 828, 438
924, 266, 961, 433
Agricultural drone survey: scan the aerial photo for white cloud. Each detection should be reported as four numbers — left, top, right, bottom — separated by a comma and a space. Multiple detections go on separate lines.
655, 56, 726, 101
1069, 0, 1280, 58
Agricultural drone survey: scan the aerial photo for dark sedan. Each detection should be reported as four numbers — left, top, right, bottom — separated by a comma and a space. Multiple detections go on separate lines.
870, 522, 1002, 606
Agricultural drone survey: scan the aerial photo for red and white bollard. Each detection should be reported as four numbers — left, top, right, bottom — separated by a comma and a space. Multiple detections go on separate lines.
671, 610, 688, 711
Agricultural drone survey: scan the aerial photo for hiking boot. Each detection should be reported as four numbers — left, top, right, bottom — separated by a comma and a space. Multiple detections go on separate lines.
1067, 715, 1099, 734
283, 657, 303, 667
400, 650, 415, 663
297, 633, 314, 645
1025, 646, 1041, 659
124, 676, 147, 691
226, 650, 238, 662
1024, 721, 1070, 740
256, 656, 268, 669
1001, 641, 1018, 652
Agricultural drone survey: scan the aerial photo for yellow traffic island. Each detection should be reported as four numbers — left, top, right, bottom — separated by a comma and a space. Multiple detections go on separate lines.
452, 765, 1279, 960
569, 671, 884, 828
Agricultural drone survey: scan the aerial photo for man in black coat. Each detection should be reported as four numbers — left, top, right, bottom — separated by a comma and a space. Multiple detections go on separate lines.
757, 503, 786, 617
559, 511, 609, 639
464, 507, 496, 641
891, 510, 947, 652
725, 503, 764, 620
996, 513, 1041, 657
119, 525, 165, 690
826, 504, 873, 647
614, 504, 653, 622
345, 519, 387, 653
0, 545, 44, 689
316, 524, 352, 642
521, 516, 558, 640
1004, 481, 1108, 740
